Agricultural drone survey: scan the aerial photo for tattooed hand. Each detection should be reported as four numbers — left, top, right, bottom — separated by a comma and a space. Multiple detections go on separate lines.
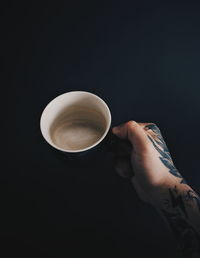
112, 121, 200, 257
112, 121, 180, 203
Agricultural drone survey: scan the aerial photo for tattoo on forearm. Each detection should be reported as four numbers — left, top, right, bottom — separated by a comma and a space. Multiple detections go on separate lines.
185, 190, 200, 212
143, 124, 200, 256
161, 186, 200, 257
144, 124, 186, 184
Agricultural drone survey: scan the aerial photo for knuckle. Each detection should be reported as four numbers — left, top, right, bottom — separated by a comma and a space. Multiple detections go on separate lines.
127, 120, 138, 128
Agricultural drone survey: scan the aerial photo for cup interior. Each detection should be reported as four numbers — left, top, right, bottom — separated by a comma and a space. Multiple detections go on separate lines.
40, 91, 111, 152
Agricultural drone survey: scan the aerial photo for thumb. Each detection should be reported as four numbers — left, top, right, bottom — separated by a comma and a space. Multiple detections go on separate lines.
112, 121, 150, 153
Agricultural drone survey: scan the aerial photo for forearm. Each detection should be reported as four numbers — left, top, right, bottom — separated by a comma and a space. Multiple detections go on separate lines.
152, 178, 200, 257
112, 122, 200, 256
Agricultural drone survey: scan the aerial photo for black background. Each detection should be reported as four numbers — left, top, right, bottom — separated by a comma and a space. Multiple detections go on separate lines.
3, 0, 200, 257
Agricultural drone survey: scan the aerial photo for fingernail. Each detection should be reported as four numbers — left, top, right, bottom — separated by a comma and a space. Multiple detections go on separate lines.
112, 126, 119, 134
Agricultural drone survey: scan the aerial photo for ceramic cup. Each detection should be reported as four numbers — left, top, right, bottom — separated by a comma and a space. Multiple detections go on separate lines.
40, 91, 112, 160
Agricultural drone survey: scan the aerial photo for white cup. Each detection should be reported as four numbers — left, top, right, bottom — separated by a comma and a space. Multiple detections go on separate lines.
40, 91, 112, 157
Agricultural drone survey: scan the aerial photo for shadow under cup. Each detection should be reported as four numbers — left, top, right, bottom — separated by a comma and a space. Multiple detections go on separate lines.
40, 91, 112, 160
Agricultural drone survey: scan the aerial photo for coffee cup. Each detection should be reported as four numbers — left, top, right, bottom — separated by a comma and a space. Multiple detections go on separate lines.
40, 91, 113, 160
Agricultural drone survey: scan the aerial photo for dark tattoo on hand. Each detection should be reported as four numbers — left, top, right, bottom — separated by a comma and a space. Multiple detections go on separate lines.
144, 124, 186, 184
185, 190, 200, 212
168, 187, 187, 217
144, 124, 200, 255
161, 186, 200, 257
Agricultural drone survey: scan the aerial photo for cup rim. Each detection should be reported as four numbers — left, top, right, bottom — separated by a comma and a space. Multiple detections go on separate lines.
40, 91, 112, 153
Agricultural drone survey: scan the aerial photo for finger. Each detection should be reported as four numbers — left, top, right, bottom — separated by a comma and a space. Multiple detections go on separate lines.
113, 139, 132, 157
138, 122, 165, 146
138, 122, 161, 135
114, 156, 134, 178
112, 121, 150, 153
137, 122, 155, 129
131, 178, 150, 203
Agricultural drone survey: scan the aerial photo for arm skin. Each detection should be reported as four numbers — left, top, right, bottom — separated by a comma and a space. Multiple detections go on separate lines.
112, 121, 200, 258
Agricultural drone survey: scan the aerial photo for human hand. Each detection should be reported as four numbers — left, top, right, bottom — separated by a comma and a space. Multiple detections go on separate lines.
112, 121, 185, 204
112, 121, 200, 257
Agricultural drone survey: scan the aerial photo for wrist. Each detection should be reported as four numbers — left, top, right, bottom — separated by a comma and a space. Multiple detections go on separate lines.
148, 176, 183, 208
